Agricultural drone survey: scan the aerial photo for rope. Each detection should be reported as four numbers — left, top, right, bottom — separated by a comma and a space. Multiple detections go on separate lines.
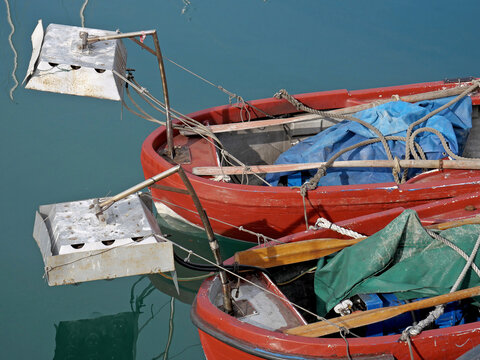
300, 187, 309, 230
276, 266, 317, 286
401, 81, 480, 182
276, 89, 401, 183
4, 0, 18, 101
406, 334, 415, 360
340, 328, 353, 360
309, 218, 365, 239
79, 0, 89, 27
276, 85, 480, 191
157, 270, 213, 282
163, 55, 275, 119
114, 70, 273, 187
408, 127, 480, 162
400, 232, 480, 341
425, 230, 480, 277
301, 135, 426, 192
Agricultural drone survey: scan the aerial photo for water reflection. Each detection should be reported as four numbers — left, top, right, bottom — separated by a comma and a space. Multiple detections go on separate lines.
53, 278, 174, 360
149, 210, 252, 304
54, 311, 139, 360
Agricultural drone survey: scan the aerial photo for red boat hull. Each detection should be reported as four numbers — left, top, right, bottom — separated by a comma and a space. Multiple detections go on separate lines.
191, 192, 480, 359
193, 297, 480, 360
141, 80, 480, 242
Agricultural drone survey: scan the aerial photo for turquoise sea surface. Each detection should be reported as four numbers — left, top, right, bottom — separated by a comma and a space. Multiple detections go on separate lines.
2, 1, 480, 358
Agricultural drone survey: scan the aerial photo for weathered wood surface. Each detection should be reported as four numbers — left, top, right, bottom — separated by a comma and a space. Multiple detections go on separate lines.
234, 238, 365, 268
193, 159, 480, 176
284, 285, 480, 337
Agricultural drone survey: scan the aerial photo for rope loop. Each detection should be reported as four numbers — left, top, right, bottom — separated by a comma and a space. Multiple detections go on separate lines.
300, 185, 309, 230
339, 327, 350, 337
393, 156, 402, 177
300, 183, 308, 197
274, 89, 287, 99
310, 217, 365, 239
339, 327, 353, 360
184, 250, 193, 262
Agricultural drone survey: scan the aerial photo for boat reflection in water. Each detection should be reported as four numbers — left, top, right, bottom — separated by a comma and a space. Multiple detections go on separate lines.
54, 311, 139, 360
53, 277, 174, 359
149, 204, 253, 304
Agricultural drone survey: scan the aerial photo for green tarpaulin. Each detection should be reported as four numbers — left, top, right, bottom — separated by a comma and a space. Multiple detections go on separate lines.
314, 210, 480, 316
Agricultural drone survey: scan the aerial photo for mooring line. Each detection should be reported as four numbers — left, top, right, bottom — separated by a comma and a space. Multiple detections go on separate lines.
80, 0, 89, 27
4, 0, 18, 101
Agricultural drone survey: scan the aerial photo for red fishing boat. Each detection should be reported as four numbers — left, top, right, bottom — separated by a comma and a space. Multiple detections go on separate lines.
191, 191, 480, 360
21, 22, 480, 244
141, 78, 480, 242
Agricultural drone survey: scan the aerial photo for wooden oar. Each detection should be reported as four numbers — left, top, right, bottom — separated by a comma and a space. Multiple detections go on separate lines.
180, 85, 474, 135
284, 285, 480, 337
234, 217, 480, 269
234, 237, 366, 268
426, 216, 480, 230
193, 159, 480, 176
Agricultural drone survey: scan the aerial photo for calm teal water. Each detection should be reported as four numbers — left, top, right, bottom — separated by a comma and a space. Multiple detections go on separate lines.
1, 0, 480, 358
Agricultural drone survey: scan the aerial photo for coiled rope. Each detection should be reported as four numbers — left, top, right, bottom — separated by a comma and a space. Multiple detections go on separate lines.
401, 82, 480, 182
275, 89, 401, 184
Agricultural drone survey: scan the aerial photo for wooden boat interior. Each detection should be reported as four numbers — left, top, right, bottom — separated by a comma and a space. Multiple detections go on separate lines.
168, 85, 480, 186
210, 271, 308, 332
211, 251, 480, 339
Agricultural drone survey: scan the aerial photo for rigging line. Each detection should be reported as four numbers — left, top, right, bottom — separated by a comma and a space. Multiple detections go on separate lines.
181, 0, 191, 15
129, 77, 223, 141
162, 55, 275, 119
152, 197, 280, 243
125, 86, 165, 125
79, 0, 89, 27
115, 72, 272, 186
115, 70, 216, 137
276, 266, 317, 286
340, 328, 353, 360
157, 270, 213, 282
128, 76, 232, 146
160, 234, 360, 337
4, 0, 18, 101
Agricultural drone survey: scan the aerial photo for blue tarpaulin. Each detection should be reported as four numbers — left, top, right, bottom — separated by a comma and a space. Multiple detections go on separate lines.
266, 96, 472, 186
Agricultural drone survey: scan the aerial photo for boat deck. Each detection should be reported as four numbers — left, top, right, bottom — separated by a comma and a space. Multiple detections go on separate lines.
169, 98, 480, 186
